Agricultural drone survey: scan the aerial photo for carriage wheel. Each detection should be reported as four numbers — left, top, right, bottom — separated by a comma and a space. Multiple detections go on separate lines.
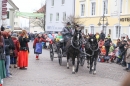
58, 48, 62, 65
80, 56, 85, 66
50, 44, 54, 61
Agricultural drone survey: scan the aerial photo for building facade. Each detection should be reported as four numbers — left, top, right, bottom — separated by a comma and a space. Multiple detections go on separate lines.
75, 0, 130, 41
5, 0, 19, 30
45, 0, 75, 31
0, 0, 2, 26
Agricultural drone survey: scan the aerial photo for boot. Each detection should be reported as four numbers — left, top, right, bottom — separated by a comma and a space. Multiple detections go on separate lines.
36, 55, 39, 60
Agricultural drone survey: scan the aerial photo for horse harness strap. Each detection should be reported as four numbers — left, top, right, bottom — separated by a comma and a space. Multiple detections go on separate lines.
71, 37, 81, 50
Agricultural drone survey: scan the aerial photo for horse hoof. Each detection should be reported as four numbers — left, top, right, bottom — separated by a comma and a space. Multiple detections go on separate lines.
93, 71, 96, 75
72, 72, 75, 74
67, 67, 69, 69
89, 71, 92, 74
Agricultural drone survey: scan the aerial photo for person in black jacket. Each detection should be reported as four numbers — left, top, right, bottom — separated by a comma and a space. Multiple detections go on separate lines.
104, 38, 110, 62
3, 29, 15, 78
1, 25, 5, 31
99, 31, 105, 41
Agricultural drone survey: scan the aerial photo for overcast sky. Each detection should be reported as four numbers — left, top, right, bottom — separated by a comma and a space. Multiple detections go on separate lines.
12, 0, 45, 12
12, 0, 45, 28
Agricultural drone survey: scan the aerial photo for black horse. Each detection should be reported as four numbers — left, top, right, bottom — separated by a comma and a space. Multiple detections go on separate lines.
66, 28, 82, 74
85, 34, 99, 74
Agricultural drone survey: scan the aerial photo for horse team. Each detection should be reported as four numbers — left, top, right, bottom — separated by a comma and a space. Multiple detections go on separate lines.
51, 28, 99, 75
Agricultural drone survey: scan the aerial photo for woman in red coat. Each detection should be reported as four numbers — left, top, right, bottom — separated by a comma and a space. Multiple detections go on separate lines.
33, 34, 47, 60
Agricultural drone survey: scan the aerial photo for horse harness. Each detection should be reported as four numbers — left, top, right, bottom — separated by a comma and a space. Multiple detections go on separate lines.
85, 42, 99, 57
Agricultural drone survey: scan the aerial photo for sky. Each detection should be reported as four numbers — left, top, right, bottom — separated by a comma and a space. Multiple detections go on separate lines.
12, 0, 45, 28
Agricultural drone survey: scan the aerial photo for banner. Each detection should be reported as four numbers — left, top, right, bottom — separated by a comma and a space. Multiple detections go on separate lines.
15, 12, 44, 19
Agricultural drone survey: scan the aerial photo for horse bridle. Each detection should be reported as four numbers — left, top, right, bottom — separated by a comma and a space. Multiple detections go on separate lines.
71, 36, 82, 50
85, 41, 99, 57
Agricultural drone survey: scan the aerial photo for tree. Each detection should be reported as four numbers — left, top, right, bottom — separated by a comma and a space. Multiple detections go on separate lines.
30, 17, 44, 30
62, 15, 87, 29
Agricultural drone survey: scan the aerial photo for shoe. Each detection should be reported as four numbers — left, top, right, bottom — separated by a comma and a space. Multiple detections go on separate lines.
9, 73, 12, 75
6, 75, 12, 78
22, 67, 27, 70
36, 58, 39, 60
127, 69, 130, 72
14, 65, 17, 68
123, 68, 129, 71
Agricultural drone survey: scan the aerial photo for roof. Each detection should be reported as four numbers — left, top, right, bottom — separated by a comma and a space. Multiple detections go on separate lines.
8, 0, 19, 10
37, 5, 46, 13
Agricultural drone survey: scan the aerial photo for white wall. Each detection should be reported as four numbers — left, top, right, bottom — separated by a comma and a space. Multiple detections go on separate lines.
45, 0, 75, 31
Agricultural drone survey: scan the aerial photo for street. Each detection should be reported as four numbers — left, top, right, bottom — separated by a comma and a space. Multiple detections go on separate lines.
3, 42, 128, 86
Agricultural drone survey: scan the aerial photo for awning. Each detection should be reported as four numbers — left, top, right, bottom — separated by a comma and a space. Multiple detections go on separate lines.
15, 12, 44, 19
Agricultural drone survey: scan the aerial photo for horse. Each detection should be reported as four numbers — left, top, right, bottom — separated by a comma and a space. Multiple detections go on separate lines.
85, 34, 99, 74
66, 28, 83, 74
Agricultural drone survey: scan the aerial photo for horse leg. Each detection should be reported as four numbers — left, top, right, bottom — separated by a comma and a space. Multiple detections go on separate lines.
87, 56, 90, 68
75, 55, 80, 73
72, 56, 75, 74
93, 57, 97, 75
89, 57, 93, 74
67, 53, 70, 69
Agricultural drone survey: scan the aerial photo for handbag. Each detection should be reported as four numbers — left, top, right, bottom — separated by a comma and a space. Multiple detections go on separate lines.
35, 43, 42, 54
0, 53, 5, 60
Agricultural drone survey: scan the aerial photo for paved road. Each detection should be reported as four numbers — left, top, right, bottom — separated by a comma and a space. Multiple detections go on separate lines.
3, 42, 128, 86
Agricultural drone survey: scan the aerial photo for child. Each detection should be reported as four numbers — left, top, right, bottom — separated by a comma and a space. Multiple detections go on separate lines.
108, 43, 115, 63
10, 33, 20, 68
99, 46, 106, 62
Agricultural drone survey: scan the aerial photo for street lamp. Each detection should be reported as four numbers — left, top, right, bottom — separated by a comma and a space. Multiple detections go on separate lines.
97, 14, 109, 34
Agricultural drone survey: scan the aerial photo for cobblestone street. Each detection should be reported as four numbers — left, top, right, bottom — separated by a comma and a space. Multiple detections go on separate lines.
3, 42, 128, 86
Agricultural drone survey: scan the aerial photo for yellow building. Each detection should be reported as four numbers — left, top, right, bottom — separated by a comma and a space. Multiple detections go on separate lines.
75, 0, 130, 42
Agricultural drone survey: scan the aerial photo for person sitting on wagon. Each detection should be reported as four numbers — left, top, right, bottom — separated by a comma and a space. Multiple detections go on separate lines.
55, 32, 63, 42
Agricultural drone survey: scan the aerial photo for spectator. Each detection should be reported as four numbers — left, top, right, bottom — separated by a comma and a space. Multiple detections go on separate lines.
96, 33, 100, 41
104, 38, 110, 62
99, 30, 105, 41
18, 30, 29, 70
0, 31, 6, 84
116, 39, 121, 48
10, 33, 19, 68
98, 39, 104, 50
125, 39, 130, 72
1, 26, 5, 31
3, 29, 15, 78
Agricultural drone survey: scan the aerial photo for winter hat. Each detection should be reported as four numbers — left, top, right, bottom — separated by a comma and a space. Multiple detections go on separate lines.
11, 33, 17, 37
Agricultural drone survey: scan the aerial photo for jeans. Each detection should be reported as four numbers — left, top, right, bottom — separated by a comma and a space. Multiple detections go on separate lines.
128, 63, 130, 70
10, 57, 17, 64
5, 55, 10, 77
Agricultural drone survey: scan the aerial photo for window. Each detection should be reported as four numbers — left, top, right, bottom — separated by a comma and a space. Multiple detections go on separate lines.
80, 4, 85, 16
115, 26, 121, 38
90, 26, 94, 34
52, 0, 54, 6
56, 13, 59, 21
63, 12, 66, 21
7, 11, 9, 19
50, 14, 53, 21
102, 26, 107, 35
91, 2, 96, 15
103, 0, 108, 14
120, 0, 122, 13
62, 0, 65, 4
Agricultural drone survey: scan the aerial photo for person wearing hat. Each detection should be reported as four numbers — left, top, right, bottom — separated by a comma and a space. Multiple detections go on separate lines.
10, 33, 20, 68
61, 22, 73, 56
